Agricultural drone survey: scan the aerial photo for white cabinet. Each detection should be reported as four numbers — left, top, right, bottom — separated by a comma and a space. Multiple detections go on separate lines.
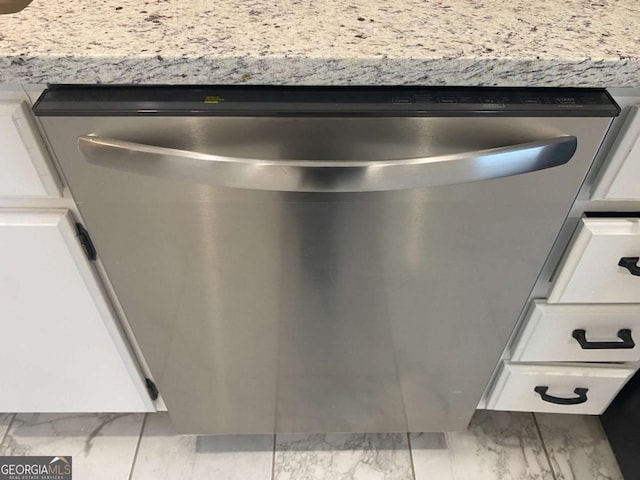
492, 216, 640, 414
548, 217, 640, 303
0, 209, 154, 412
593, 106, 640, 200
0, 100, 61, 198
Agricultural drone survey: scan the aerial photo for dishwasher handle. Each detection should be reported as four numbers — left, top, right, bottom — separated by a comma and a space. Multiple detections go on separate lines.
78, 135, 577, 192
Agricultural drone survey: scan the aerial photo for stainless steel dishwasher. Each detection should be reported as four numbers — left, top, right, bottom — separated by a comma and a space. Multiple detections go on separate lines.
34, 86, 619, 434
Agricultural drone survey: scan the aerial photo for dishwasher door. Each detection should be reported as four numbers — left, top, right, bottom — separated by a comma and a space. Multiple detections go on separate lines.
36, 87, 616, 434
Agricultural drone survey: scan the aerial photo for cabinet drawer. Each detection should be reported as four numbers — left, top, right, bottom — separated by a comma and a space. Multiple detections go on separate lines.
0, 101, 61, 197
512, 301, 640, 362
548, 217, 640, 303
593, 105, 640, 200
485, 362, 635, 414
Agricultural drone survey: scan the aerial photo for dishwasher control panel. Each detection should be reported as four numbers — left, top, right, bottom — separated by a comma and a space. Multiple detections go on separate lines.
34, 86, 619, 117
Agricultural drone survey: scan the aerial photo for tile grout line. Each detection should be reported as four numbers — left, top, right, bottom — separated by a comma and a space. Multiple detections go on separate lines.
532, 413, 557, 480
0, 414, 16, 450
406, 432, 418, 480
445, 431, 457, 480
127, 413, 148, 480
271, 432, 277, 480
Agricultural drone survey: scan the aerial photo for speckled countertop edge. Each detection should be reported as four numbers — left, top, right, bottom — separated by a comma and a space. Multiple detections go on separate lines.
0, 0, 639, 86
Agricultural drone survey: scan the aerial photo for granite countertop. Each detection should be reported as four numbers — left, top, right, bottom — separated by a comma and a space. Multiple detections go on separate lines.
0, 0, 639, 86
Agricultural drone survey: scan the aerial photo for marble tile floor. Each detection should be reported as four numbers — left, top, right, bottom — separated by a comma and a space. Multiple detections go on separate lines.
0, 411, 623, 480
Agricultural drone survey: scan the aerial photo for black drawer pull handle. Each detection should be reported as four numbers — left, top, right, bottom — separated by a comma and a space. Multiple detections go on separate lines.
572, 329, 635, 350
534, 386, 588, 405
619, 257, 640, 276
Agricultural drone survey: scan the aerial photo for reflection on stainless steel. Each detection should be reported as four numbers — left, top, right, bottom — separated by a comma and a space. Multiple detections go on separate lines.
78, 135, 577, 192
39, 114, 613, 434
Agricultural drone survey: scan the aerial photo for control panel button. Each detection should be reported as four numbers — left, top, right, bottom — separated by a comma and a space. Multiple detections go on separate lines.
413, 94, 435, 103
392, 97, 412, 104
554, 97, 578, 105
580, 96, 599, 104
438, 97, 457, 104
522, 98, 541, 104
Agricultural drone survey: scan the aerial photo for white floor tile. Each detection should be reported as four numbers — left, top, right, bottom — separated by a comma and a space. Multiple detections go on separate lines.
0, 413, 144, 480
0, 413, 14, 446
274, 433, 412, 480
130, 412, 274, 480
0, 410, 621, 480
412, 411, 552, 480
535, 413, 623, 480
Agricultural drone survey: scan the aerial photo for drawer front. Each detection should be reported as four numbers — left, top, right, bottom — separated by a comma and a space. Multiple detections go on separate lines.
512, 301, 640, 362
0, 101, 61, 197
548, 218, 640, 303
593, 105, 640, 200
485, 362, 635, 414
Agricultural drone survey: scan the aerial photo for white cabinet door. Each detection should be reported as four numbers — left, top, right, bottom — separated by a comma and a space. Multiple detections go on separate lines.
548, 217, 640, 303
593, 106, 640, 200
0, 209, 154, 412
0, 101, 61, 197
